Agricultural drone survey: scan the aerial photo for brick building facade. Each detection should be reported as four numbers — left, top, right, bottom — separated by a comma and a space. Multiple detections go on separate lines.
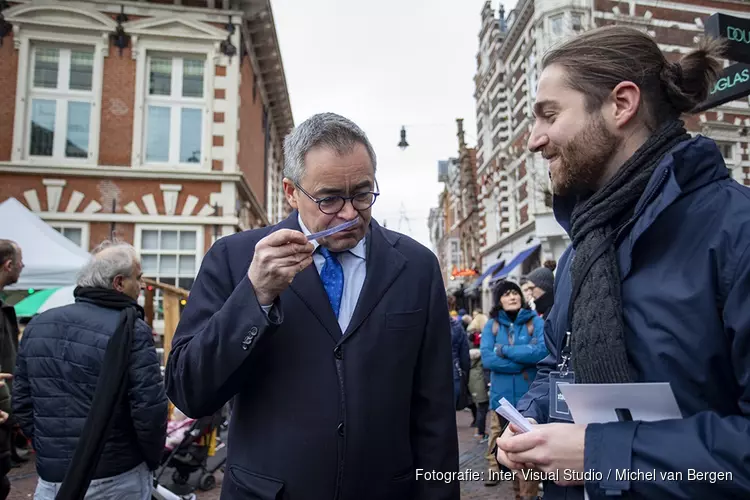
0, 0, 293, 318
468, 0, 750, 311
428, 120, 481, 311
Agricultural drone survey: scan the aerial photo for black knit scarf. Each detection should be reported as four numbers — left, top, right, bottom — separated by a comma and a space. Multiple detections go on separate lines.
569, 120, 688, 384
56, 287, 144, 500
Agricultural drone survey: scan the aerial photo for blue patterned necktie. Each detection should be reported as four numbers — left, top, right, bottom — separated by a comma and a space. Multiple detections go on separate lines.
319, 247, 344, 318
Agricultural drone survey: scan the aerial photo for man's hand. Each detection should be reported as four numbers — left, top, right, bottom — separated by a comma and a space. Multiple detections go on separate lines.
496, 417, 537, 470
500, 422, 588, 486
248, 229, 314, 306
0, 373, 12, 388
0, 411, 7, 425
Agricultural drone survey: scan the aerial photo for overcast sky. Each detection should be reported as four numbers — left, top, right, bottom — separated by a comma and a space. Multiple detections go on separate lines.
271, 0, 518, 252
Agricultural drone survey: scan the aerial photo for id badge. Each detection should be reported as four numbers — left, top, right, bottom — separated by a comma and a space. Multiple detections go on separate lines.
548, 371, 575, 422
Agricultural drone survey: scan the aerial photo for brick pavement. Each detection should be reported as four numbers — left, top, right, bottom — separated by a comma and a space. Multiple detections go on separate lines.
455, 408, 516, 500
6, 410, 517, 500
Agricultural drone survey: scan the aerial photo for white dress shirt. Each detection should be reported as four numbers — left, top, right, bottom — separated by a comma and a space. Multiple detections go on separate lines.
298, 215, 367, 333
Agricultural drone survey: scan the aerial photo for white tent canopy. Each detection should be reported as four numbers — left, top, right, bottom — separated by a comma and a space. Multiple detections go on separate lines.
0, 197, 91, 290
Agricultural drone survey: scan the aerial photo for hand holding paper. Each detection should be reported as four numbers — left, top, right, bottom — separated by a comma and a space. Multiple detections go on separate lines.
495, 397, 534, 433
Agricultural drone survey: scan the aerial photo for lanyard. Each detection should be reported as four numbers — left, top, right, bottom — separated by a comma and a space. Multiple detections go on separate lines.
559, 225, 625, 374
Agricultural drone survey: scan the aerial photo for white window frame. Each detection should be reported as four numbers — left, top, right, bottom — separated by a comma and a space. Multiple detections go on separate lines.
134, 224, 205, 327
549, 14, 563, 37
12, 28, 105, 165
716, 140, 736, 165
49, 222, 90, 250
143, 54, 208, 167
132, 40, 215, 172
26, 45, 98, 162
571, 12, 583, 32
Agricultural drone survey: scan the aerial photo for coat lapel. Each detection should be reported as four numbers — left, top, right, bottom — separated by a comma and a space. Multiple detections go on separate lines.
277, 212, 342, 342
343, 219, 406, 338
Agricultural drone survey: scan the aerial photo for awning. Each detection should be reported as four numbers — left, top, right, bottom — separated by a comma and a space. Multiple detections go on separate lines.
489, 244, 540, 285
467, 259, 506, 291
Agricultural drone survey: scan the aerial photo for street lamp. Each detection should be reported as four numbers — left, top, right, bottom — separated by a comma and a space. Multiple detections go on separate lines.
397, 126, 409, 150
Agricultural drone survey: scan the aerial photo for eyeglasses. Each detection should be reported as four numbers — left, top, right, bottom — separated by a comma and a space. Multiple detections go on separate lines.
294, 180, 380, 215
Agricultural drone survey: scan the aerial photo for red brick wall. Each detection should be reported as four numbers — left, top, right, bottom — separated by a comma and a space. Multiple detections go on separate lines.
89, 222, 135, 250
99, 40, 136, 166
238, 54, 267, 208
0, 33, 19, 161
520, 205, 529, 225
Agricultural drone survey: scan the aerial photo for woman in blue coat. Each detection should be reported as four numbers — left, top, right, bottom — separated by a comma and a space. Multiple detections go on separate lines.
480, 279, 547, 495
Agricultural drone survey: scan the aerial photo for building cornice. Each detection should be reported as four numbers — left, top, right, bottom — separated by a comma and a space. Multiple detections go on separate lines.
0, 163, 241, 182
0, 163, 270, 225
8, 0, 245, 23
239, 0, 294, 137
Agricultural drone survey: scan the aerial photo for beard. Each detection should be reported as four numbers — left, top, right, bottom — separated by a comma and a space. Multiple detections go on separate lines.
546, 111, 619, 196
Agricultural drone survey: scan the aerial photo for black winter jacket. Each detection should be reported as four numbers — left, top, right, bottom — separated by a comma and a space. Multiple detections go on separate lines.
12, 298, 168, 482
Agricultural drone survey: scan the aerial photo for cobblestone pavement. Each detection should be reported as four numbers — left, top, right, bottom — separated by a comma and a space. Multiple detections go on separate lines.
455, 408, 515, 500
5, 410, 516, 500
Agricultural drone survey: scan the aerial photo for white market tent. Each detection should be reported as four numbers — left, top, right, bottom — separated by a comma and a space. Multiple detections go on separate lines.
0, 197, 91, 290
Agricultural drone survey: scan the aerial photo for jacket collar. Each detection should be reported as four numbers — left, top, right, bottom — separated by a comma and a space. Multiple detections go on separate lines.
553, 135, 731, 238
276, 210, 406, 342
496, 308, 535, 326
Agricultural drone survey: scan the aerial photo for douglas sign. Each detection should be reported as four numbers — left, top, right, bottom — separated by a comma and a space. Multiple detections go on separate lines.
695, 13, 750, 112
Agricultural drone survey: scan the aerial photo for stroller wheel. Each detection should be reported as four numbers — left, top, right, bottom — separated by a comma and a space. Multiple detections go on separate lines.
172, 470, 189, 485
199, 473, 216, 491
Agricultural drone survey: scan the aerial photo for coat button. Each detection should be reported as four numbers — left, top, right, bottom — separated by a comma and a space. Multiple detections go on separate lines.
242, 335, 253, 350
333, 346, 342, 360
337, 422, 344, 437
250, 326, 258, 336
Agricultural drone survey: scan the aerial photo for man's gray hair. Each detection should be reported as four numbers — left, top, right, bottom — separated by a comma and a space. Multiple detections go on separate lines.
282, 112, 377, 184
77, 240, 139, 289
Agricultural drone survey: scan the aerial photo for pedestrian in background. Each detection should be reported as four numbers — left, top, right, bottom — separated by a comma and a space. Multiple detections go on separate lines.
451, 313, 471, 412
524, 266, 555, 318
13, 241, 167, 499
0, 240, 23, 500
480, 280, 546, 499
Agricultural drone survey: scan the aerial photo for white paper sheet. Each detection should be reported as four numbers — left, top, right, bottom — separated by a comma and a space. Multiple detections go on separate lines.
558, 383, 683, 500
558, 382, 683, 425
495, 397, 534, 433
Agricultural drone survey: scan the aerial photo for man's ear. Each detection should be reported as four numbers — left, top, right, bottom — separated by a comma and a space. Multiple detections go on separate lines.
112, 275, 124, 292
608, 81, 641, 129
282, 178, 298, 209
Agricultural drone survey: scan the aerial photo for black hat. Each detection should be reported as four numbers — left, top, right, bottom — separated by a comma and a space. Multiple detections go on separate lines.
492, 279, 528, 310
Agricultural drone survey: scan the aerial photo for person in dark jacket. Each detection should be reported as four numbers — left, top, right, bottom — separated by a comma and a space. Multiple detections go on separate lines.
13, 241, 167, 499
0, 240, 23, 500
451, 315, 470, 410
165, 113, 459, 500
496, 26, 750, 499
524, 266, 555, 317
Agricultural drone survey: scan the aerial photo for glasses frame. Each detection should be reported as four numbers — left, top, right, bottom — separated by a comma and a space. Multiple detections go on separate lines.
294, 179, 380, 215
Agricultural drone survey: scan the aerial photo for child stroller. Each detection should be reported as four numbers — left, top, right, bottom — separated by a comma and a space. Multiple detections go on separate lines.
155, 410, 227, 492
